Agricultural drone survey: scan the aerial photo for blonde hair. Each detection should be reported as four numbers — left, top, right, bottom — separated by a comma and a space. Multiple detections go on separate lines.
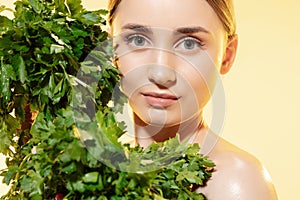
108, 0, 236, 38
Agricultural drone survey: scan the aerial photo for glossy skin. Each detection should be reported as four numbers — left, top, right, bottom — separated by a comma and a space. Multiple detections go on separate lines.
111, 0, 278, 199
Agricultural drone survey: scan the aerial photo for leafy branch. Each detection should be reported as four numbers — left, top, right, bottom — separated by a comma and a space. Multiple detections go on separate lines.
0, 0, 215, 199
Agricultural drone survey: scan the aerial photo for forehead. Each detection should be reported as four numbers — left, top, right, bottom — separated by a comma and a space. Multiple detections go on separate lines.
112, 0, 224, 35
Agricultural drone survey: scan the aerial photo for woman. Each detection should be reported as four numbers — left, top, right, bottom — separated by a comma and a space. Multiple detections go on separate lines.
108, 0, 278, 199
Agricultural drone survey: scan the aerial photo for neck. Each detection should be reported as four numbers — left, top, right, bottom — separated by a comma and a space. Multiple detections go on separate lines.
134, 113, 206, 148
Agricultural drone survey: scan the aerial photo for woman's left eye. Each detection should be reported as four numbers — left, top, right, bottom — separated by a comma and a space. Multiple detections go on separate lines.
125, 34, 150, 48
175, 37, 204, 51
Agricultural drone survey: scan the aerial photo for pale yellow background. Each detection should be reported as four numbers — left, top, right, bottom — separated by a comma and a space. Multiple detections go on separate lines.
1, 0, 300, 199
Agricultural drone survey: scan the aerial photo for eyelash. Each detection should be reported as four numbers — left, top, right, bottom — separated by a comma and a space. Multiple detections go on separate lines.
174, 36, 205, 52
180, 36, 205, 47
123, 34, 205, 50
124, 34, 150, 46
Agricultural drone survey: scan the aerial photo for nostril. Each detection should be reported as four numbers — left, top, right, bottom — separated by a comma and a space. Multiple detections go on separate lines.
147, 65, 176, 87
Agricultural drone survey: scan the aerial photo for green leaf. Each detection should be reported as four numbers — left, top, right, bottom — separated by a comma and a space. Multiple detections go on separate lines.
2, 165, 18, 185
0, 35, 12, 49
58, 151, 72, 164
67, 0, 83, 16
69, 180, 86, 193
82, 172, 99, 183
80, 12, 99, 25
65, 139, 85, 162
48, 74, 55, 96
20, 170, 44, 194
184, 143, 201, 155
29, 0, 44, 14
0, 63, 14, 104
0, 121, 11, 153
176, 170, 202, 184
0, 16, 13, 32
50, 44, 64, 54
4, 113, 20, 135
70, 25, 89, 38
113, 172, 128, 195
202, 158, 216, 168
61, 162, 78, 174
166, 159, 186, 172
30, 194, 43, 200
12, 54, 27, 84
178, 191, 189, 200
53, 77, 64, 94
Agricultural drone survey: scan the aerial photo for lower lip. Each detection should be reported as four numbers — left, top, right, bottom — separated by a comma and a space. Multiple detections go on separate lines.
143, 95, 178, 108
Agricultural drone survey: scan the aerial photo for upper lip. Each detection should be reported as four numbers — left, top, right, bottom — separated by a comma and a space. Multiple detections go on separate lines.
141, 92, 179, 100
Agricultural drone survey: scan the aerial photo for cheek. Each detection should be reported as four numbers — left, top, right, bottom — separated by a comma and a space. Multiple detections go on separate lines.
119, 69, 145, 99
117, 49, 155, 74
118, 54, 138, 74
185, 74, 210, 113
179, 53, 218, 97
118, 53, 147, 96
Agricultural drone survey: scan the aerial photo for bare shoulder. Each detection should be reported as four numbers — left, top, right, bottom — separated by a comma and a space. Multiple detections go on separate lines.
196, 136, 278, 200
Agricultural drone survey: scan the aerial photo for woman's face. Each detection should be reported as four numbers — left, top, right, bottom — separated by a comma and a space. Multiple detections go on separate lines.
112, 0, 232, 127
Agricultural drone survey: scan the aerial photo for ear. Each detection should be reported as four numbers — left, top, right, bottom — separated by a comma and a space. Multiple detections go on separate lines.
220, 35, 238, 75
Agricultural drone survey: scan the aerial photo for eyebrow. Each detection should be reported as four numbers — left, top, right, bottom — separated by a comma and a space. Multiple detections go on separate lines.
121, 23, 210, 35
175, 26, 210, 35
121, 23, 153, 34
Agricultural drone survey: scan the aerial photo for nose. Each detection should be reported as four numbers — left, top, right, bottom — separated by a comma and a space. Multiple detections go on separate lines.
147, 50, 176, 88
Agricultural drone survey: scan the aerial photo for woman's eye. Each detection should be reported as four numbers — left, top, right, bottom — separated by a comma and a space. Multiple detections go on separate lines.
183, 40, 196, 49
176, 37, 204, 51
126, 35, 149, 47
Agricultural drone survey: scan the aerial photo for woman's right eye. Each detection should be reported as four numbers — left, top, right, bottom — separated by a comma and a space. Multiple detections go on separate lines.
125, 34, 150, 48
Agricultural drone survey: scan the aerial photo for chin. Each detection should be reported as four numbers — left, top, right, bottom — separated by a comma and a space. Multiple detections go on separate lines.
139, 114, 180, 128
148, 120, 177, 128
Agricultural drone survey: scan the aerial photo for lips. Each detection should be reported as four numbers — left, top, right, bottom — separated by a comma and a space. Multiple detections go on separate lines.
141, 92, 179, 107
